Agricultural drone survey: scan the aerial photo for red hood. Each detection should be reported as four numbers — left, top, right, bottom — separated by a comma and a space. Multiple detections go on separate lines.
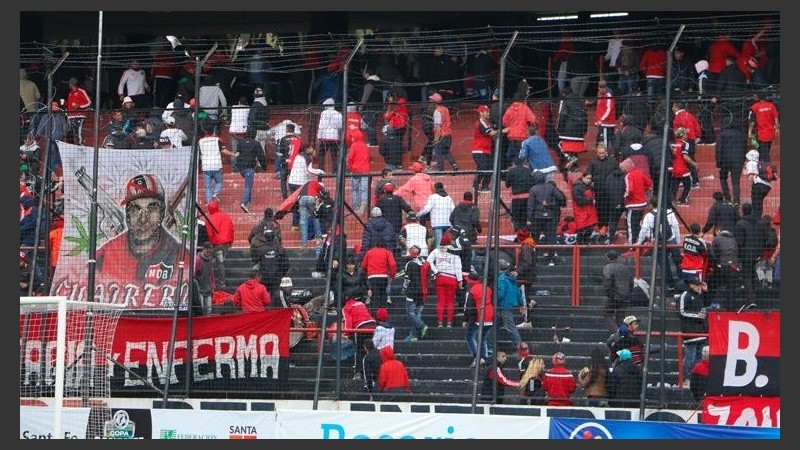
207, 200, 219, 214
380, 346, 395, 362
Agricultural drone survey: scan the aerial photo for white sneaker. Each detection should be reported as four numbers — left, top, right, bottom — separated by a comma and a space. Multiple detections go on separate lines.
311, 271, 325, 279
516, 321, 533, 329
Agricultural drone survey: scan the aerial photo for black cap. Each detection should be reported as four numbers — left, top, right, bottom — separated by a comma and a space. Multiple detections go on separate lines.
607, 250, 619, 260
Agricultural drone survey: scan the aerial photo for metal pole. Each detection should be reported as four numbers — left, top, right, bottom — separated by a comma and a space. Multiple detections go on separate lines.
28, 51, 68, 296
313, 38, 364, 410
471, 31, 517, 412
640, 24, 685, 420
162, 43, 216, 406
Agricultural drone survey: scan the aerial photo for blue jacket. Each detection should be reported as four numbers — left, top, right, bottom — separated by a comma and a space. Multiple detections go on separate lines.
497, 271, 523, 308
519, 134, 554, 171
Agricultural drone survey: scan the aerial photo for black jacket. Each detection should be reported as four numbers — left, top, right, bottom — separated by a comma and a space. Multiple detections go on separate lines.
715, 123, 747, 172
608, 359, 643, 408
735, 214, 768, 262
376, 194, 413, 236
557, 93, 587, 139
504, 164, 535, 195
449, 201, 482, 243
362, 348, 383, 394
235, 136, 266, 170
527, 173, 566, 221
702, 201, 739, 235
586, 155, 619, 195
247, 100, 270, 133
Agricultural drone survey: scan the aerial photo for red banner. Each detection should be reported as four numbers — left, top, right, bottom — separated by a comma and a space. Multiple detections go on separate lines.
20, 309, 294, 396
108, 310, 293, 393
701, 396, 780, 427
707, 311, 780, 397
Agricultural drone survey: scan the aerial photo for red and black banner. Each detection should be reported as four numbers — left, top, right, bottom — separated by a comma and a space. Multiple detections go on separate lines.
706, 311, 780, 397
21, 309, 293, 396
108, 310, 293, 394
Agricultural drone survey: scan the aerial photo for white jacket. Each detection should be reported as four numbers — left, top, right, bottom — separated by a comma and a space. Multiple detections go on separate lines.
317, 99, 343, 141
418, 193, 455, 229
287, 151, 323, 186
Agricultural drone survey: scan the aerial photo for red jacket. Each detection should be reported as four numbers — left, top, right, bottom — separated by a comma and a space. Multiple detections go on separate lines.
708, 36, 740, 74
342, 297, 376, 330
384, 97, 408, 129
66, 87, 92, 114
623, 168, 652, 209
360, 246, 397, 279
571, 179, 598, 230
542, 364, 577, 406
673, 109, 701, 141
233, 278, 271, 313
595, 92, 616, 126
378, 346, 410, 392
346, 129, 371, 174
206, 201, 235, 246
639, 48, 667, 78
467, 278, 494, 324
502, 101, 537, 141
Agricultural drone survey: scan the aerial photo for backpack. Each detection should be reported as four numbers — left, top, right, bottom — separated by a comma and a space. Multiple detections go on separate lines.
758, 162, 778, 182
250, 220, 282, 250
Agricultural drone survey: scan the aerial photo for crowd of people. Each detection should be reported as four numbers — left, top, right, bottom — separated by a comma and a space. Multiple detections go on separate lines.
19, 26, 780, 407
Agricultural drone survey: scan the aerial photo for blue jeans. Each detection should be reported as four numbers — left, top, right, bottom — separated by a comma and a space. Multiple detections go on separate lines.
466, 322, 492, 359
299, 195, 321, 246
683, 339, 705, 379
617, 73, 639, 95
351, 175, 369, 210
203, 169, 223, 203
432, 226, 449, 248
239, 168, 254, 206
486, 308, 521, 348
646, 77, 665, 98
405, 298, 426, 337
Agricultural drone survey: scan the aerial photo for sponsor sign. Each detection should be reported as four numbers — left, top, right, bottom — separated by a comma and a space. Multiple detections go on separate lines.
150, 409, 276, 439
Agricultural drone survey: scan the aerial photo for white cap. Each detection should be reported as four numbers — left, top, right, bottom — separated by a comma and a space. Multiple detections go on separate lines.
123, 96, 134, 104
280, 277, 293, 288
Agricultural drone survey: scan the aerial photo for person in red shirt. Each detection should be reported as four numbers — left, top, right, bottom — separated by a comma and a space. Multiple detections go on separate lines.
233, 270, 271, 313
621, 158, 652, 246
671, 100, 702, 186
360, 237, 397, 309
377, 346, 410, 401
347, 128, 372, 217
748, 91, 780, 163
542, 352, 577, 406
681, 222, 709, 284
65, 77, 92, 145
707, 33, 740, 92
502, 92, 537, 167
670, 127, 698, 206
594, 80, 616, 148
639, 43, 667, 98
472, 104, 497, 192
205, 200, 235, 288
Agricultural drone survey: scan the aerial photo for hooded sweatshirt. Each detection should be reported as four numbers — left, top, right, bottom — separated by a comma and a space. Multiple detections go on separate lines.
378, 346, 410, 392
206, 201, 235, 246
233, 278, 271, 313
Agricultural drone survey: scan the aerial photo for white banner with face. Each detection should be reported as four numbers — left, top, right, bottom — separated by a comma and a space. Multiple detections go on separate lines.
274, 409, 551, 439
